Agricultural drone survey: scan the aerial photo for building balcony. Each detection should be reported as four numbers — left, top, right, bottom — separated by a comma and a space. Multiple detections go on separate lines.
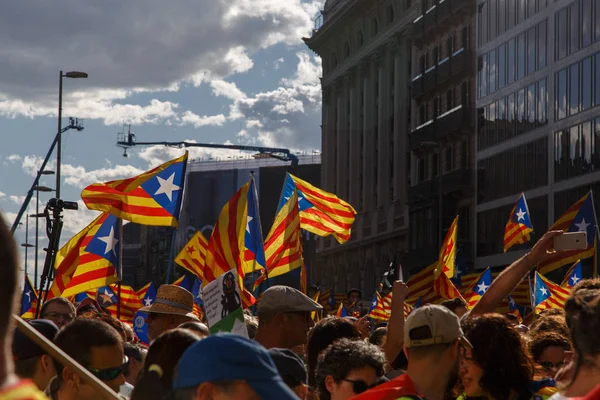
407, 167, 473, 207
411, 0, 476, 48
409, 105, 474, 150
411, 48, 475, 101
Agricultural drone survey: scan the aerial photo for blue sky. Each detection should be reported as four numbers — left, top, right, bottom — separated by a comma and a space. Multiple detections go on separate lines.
1, 0, 324, 283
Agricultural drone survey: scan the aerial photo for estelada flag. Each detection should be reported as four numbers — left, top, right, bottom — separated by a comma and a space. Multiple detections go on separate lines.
278, 173, 356, 244
436, 216, 458, 279
81, 152, 187, 227
51, 213, 120, 299
21, 274, 38, 319
504, 193, 534, 252
204, 179, 258, 308
175, 231, 209, 281
538, 191, 597, 275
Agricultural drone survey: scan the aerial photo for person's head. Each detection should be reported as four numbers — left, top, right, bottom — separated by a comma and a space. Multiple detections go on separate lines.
123, 323, 135, 342
347, 289, 361, 305
572, 278, 600, 292
131, 328, 201, 400
12, 319, 59, 390
539, 308, 565, 318
53, 318, 125, 398
40, 297, 77, 328
123, 343, 147, 386
178, 321, 210, 338
528, 331, 572, 379
140, 285, 199, 342
457, 314, 534, 399
256, 285, 322, 350
306, 317, 362, 388
316, 338, 385, 400
78, 311, 127, 341
244, 313, 259, 339
504, 313, 520, 326
404, 305, 467, 387
172, 333, 298, 400
441, 298, 468, 318
368, 327, 387, 347
269, 348, 308, 399
0, 212, 18, 357
528, 314, 571, 339
563, 287, 600, 387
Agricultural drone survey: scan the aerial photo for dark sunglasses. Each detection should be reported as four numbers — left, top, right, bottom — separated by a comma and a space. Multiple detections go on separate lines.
87, 356, 128, 381
540, 361, 564, 370
342, 378, 377, 394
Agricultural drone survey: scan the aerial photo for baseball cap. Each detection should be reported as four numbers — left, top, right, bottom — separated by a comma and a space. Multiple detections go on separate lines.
258, 285, 323, 313
268, 348, 307, 388
404, 304, 472, 348
174, 333, 298, 400
12, 319, 59, 361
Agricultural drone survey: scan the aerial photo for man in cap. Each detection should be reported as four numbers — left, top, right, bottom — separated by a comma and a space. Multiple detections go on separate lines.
269, 348, 308, 399
352, 304, 471, 400
140, 284, 199, 342
254, 285, 322, 350
12, 319, 59, 391
172, 333, 298, 400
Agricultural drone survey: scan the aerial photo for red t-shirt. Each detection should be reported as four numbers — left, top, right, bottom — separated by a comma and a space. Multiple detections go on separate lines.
351, 373, 426, 400
0, 379, 48, 400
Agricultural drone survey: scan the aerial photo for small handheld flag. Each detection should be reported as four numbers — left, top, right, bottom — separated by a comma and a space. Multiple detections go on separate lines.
465, 268, 492, 309
137, 282, 158, 308
436, 216, 459, 279
336, 303, 349, 318
504, 193, 534, 252
175, 231, 209, 281
561, 260, 583, 289
21, 275, 38, 319
533, 272, 571, 313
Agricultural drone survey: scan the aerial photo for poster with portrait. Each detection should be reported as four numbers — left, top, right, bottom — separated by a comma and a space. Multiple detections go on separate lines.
202, 269, 248, 338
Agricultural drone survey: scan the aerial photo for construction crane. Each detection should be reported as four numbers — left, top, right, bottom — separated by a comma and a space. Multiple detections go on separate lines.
116, 125, 299, 166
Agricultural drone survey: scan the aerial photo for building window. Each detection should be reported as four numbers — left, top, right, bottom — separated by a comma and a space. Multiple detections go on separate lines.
553, 52, 600, 120
371, 18, 379, 36
569, 2, 580, 55
507, 38, 516, 85
387, 5, 395, 24
344, 42, 350, 58
556, 8, 568, 60
478, 137, 548, 203
538, 20, 547, 69
498, 43, 506, 89
582, 56, 592, 111
556, 68, 567, 120
554, 116, 598, 182
333, 53, 338, 68
357, 31, 364, 47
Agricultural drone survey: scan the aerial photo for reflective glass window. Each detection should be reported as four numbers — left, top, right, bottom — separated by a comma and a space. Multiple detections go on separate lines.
517, 88, 525, 135
557, 68, 567, 120
508, 39, 516, 84
498, 43, 506, 89
582, 0, 592, 48
538, 20, 547, 69
517, 33, 525, 80
489, 49, 496, 94
570, 63, 579, 116
527, 27, 536, 75
538, 79, 547, 126
557, 9, 568, 60
582, 57, 592, 111
569, 3, 580, 54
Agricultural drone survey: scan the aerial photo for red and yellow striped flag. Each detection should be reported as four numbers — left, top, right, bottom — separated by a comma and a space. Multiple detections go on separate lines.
369, 292, 392, 321
175, 231, 209, 281
264, 190, 303, 279
81, 153, 187, 227
436, 216, 458, 279
51, 213, 120, 299
204, 180, 255, 307
279, 174, 356, 243
406, 262, 437, 304
433, 269, 465, 301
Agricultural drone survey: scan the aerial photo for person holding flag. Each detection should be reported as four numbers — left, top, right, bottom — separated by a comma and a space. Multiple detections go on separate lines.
20, 275, 38, 320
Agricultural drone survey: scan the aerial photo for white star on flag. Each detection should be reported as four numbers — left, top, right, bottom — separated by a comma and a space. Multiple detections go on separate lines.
98, 227, 119, 256
143, 298, 153, 307
155, 172, 180, 202
25, 291, 31, 302
508, 297, 516, 307
539, 287, 548, 296
100, 289, 114, 304
246, 216, 253, 233
575, 218, 590, 232
571, 275, 580, 286
477, 282, 489, 294
516, 208, 526, 221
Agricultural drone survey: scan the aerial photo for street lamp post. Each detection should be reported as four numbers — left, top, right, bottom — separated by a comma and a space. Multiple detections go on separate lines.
20, 215, 35, 277
57, 71, 88, 200
31, 179, 54, 288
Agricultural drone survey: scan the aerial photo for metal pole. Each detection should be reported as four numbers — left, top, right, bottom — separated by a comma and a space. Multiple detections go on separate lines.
24, 215, 29, 277
117, 219, 123, 320
34, 191, 39, 288
56, 71, 63, 200
165, 229, 177, 284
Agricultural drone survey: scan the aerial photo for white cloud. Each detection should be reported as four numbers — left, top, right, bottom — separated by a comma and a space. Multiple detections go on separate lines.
137, 141, 253, 166
61, 201, 102, 237
21, 155, 45, 177
230, 52, 322, 150
7, 154, 21, 163
0, 191, 5, 198
61, 163, 145, 189
0, 0, 322, 123
9, 195, 26, 205
210, 80, 246, 101
274, 57, 285, 69
179, 111, 227, 128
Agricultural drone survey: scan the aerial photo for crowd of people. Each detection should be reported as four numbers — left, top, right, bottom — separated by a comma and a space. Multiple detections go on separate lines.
1, 215, 600, 400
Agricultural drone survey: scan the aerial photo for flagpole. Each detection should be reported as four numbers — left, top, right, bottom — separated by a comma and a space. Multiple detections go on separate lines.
165, 229, 177, 284
117, 219, 123, 320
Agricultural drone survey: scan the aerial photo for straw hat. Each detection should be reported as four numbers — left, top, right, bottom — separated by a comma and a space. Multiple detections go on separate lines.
139, 284, 198, 320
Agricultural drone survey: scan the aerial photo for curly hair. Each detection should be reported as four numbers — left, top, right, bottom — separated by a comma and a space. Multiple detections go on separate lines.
457, 314, 535, 399
306, 317, 362, 388
563, 288, 600, 388
572, 278, 600, 293
528, 331, 572, 362
528, 315, 571, 339
315, 338, 386, 400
